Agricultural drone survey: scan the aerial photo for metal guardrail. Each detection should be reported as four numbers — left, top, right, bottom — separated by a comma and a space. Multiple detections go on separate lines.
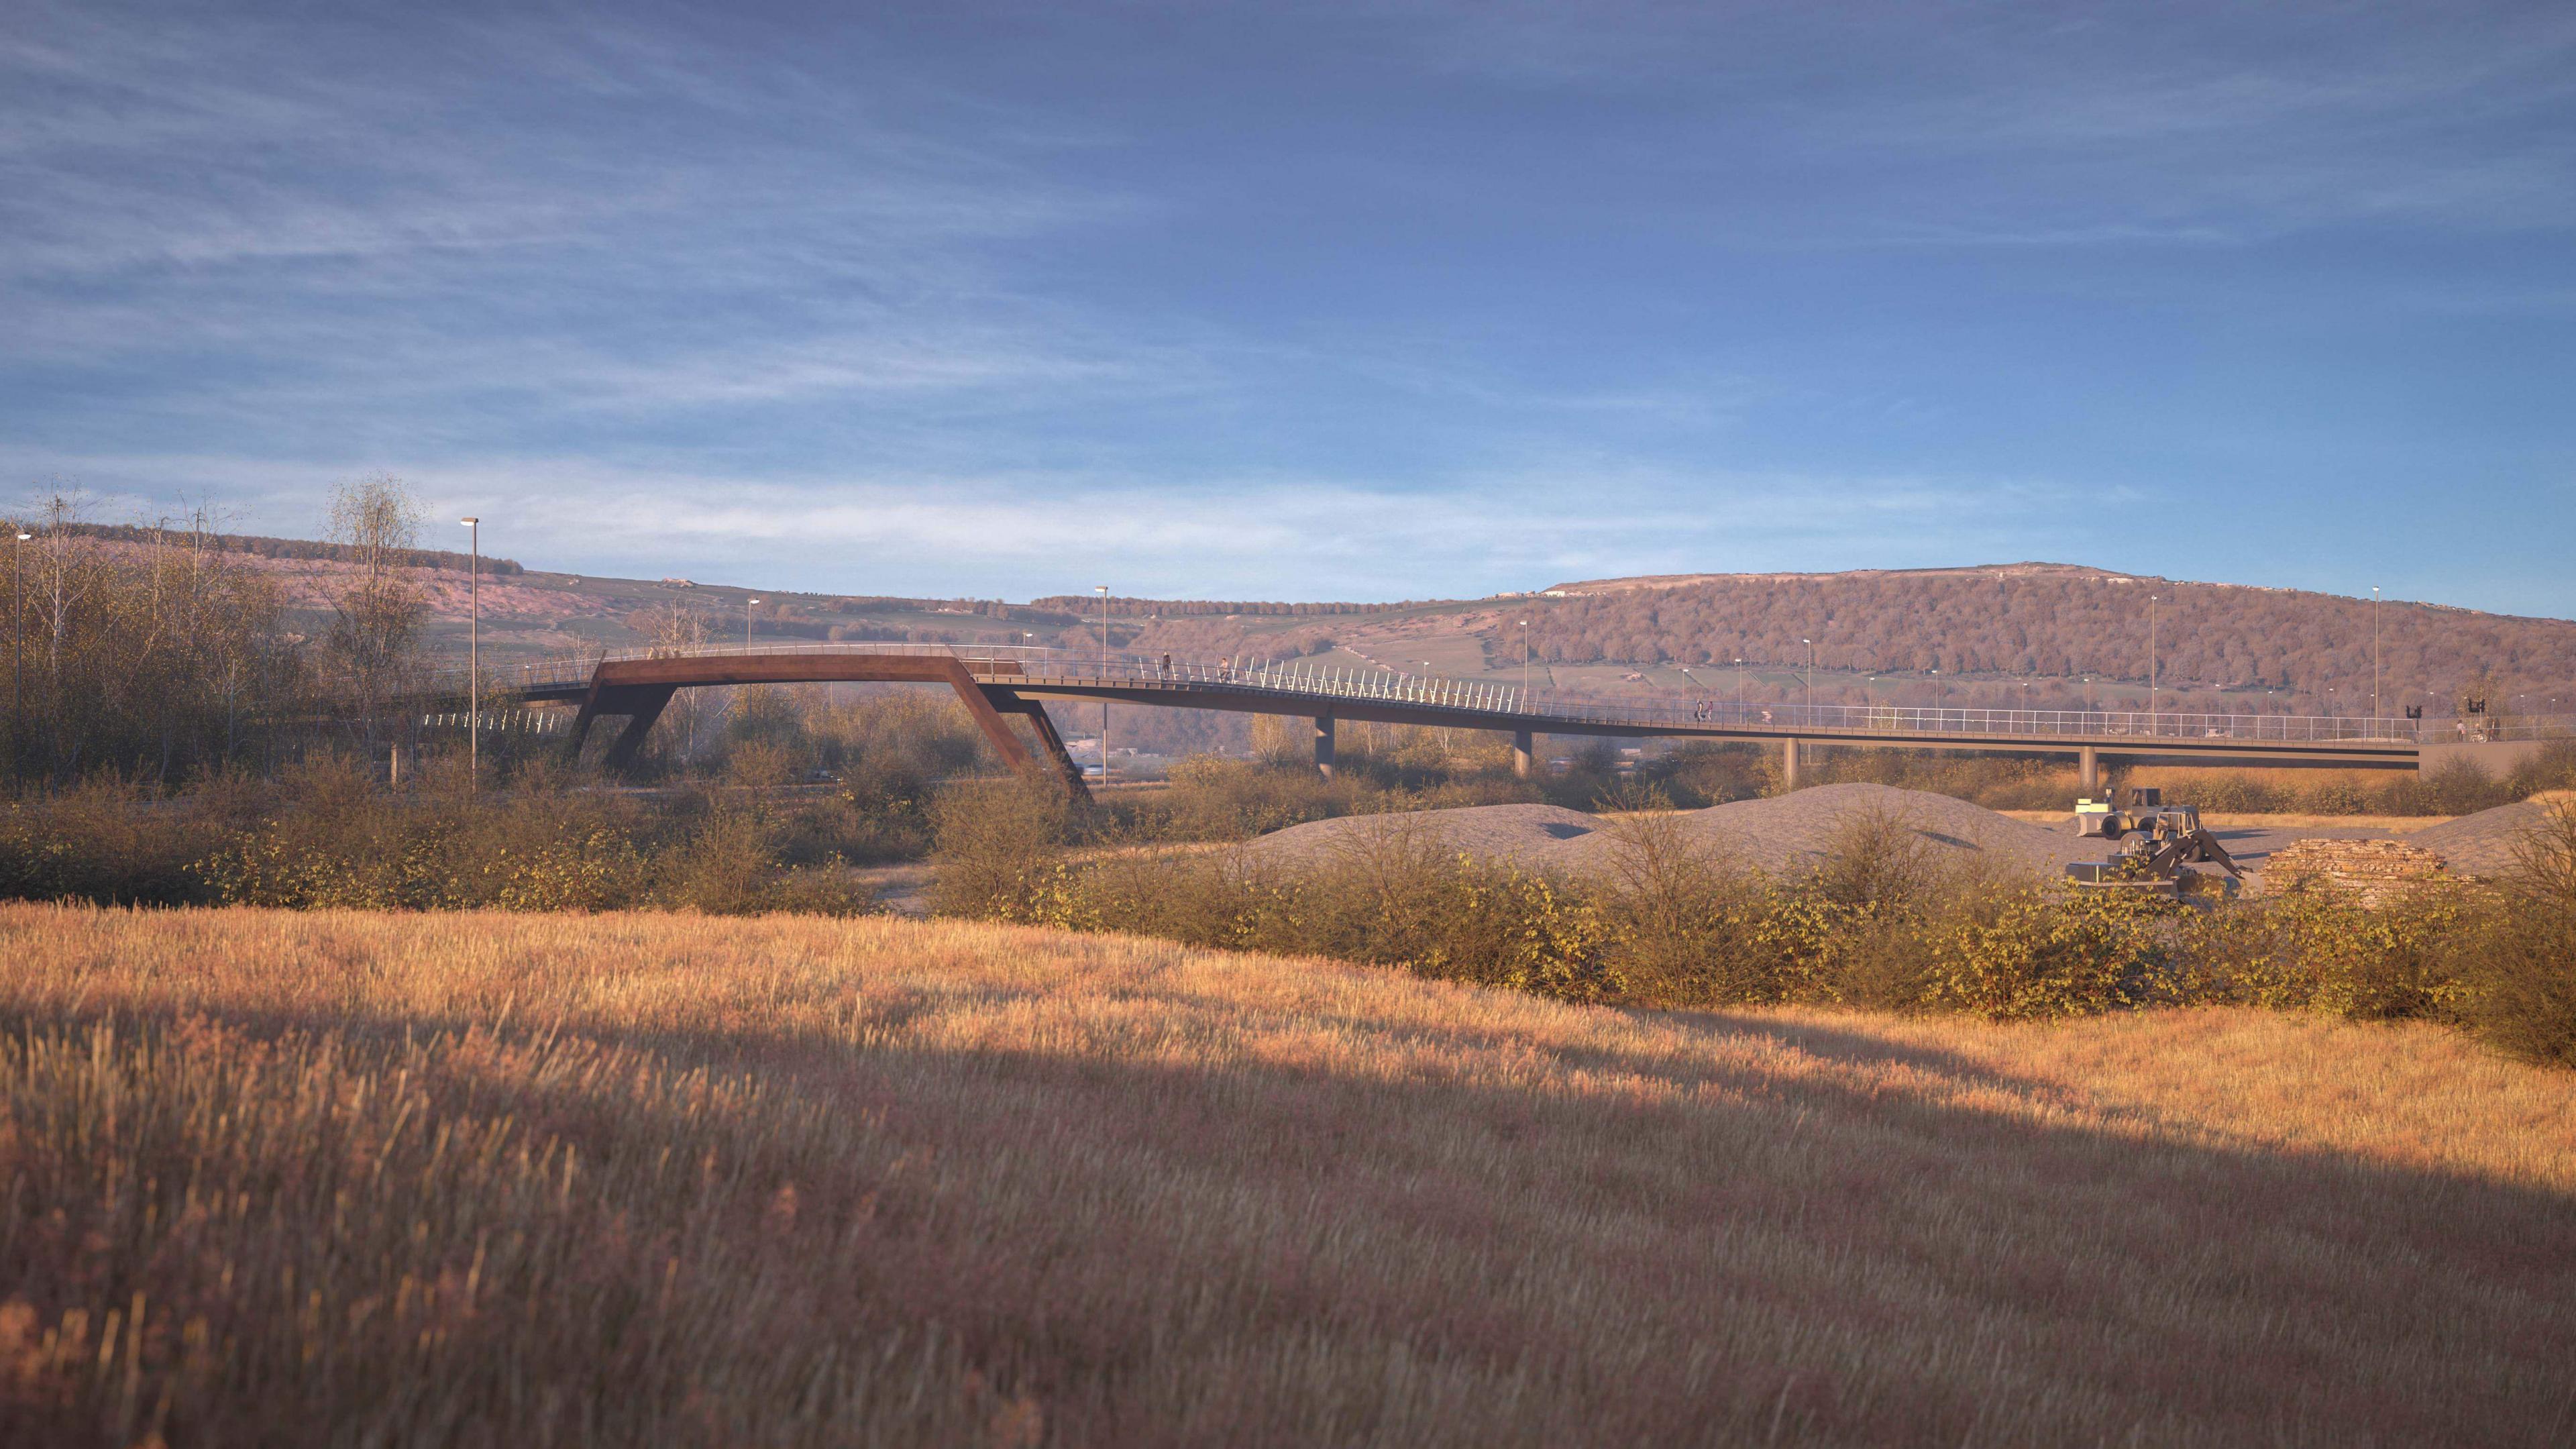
427, 642, 2574, 747
417, 708, 568, 735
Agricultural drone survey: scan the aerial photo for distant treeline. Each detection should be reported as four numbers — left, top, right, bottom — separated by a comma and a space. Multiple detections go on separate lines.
826, 596, 1080, 626
55, 523, 526, 577
1030, 596, 1427, 619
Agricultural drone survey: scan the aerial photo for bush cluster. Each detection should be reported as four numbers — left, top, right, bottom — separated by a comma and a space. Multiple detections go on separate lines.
0, 757, 871, 915
2146, 745, 2576, 818
1106, 754, 1540, 841
933, 789, 2576, 1066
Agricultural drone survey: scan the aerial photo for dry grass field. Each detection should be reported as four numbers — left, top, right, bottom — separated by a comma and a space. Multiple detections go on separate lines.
3, 905, 2573, 1447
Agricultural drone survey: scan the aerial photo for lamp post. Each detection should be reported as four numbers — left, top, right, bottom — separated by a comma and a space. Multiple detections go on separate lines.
1519, 619, 1531, 706
1096, 585, 1110, 783
460, 517, 479, 790
1803, 637, 1813, 714
9, 526, 28, 751
1735, 657, 1744, 712
2148, 594, 2159, 726
746, 597, 759, 646
2371, 585, 2382, 727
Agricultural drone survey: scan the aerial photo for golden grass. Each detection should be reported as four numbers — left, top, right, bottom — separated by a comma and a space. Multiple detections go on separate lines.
3, 904, 2572, 1446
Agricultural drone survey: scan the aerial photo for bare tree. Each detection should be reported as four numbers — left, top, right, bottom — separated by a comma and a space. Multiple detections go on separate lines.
321, 475, 429, 735
632, 601, 716, 765
0, 490, 292, 782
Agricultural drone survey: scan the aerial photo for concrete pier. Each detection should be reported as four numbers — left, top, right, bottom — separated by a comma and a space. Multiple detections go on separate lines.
1513, 729, 1534, 779
1313, 712, 1336, 779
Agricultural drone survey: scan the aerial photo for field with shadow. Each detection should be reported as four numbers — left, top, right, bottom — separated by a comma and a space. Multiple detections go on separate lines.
3, 905, 2571, 1446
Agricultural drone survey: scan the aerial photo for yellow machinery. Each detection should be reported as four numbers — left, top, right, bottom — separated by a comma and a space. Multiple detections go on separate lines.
2068, 788, 2242, 894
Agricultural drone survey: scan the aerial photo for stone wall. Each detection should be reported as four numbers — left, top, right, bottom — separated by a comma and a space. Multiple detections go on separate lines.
2254, 838, 2454, 908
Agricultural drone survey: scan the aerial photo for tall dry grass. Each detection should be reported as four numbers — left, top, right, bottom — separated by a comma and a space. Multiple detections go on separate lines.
2, 905, 2571, 1446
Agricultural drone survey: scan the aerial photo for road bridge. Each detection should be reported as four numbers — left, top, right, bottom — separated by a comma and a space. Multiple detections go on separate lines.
461, 643, 2565, 797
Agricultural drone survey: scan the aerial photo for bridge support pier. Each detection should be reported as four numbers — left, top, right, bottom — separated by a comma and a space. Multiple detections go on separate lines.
2079, 745, 2100, 794
1313, 712, 1336, 780
1782, 737, 1802, 791
1513, 729, 1534, 780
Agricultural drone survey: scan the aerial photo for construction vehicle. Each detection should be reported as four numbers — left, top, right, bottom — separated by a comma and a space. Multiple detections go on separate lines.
2067, 788, 2243, 894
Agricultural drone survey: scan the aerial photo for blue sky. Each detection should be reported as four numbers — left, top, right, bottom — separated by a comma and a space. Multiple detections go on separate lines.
5, 1, 2572, 611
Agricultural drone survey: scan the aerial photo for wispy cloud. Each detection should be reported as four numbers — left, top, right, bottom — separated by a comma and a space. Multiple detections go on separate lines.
0, 438, 2101, 600
6, 2, 2572, 616
1399, 0, 2576, 244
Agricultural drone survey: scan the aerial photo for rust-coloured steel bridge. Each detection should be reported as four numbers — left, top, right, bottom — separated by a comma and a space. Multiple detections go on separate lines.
455, 643, 2562, 798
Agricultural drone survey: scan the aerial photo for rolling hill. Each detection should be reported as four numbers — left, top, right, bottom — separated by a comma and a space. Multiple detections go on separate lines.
202, 529, 2576, 732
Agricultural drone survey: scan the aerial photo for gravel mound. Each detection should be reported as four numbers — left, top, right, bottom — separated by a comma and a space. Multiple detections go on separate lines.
2412, 800, 2563, 877
1240, 784, 2100, 879
1235, 786, 2572, 886
1241, 803, 1605, 873
1586, 783, 2096, 878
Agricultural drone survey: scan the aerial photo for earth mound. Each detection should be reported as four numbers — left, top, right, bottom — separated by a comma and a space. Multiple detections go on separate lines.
2411, 798, 2569, 877
1239, 802, 1605, 873
1240, 783, 2098, 879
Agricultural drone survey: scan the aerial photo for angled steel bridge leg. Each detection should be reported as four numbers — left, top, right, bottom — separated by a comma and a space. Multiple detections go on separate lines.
979, 684, 1093, 803
561, 675, 681, 776
564, 686, 606, 758
600, 685, 678, 773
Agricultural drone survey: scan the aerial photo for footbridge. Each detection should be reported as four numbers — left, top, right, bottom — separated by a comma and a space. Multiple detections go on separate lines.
443, 642, 2571, 795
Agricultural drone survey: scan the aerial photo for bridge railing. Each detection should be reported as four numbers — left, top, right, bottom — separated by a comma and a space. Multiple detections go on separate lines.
442, 641, 2573, 747
996, 649, 2569, 745
429, 641, 1063, 695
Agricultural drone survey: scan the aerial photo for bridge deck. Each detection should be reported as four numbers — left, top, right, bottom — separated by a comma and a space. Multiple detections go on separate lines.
440, 642, 2566, 781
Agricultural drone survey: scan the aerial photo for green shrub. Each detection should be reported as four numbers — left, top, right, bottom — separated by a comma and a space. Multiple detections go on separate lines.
2453, 802, 2576, 1067
926, 775, 1073, 919
1289, 821, 1619, 1001
1915, 884, 2176, 1020
0, 777, 224, 905
1812, 804, 1941, 913
2178, 883, 2473, 1020
2297, 780, 2372, 816
1591, 814, 1786, 1006
987, 818, 1623, 1005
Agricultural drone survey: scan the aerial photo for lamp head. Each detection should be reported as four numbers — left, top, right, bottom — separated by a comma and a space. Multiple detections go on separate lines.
459, 517, 478, 525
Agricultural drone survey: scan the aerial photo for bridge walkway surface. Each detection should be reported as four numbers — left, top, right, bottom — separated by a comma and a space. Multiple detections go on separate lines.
430, 643, 2567, 796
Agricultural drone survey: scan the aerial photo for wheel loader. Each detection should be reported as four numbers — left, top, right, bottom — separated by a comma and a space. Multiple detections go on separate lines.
2066, 788, 2243, 895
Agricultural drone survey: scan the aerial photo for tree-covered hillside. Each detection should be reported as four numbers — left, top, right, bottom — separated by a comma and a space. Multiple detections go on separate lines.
1498, 568, 2575, 716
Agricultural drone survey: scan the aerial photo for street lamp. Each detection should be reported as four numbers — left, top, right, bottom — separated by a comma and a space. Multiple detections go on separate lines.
2371, 585, 2382, 725
1519, 619, 1532, 706
1096, 584, 1111, 783
1802, 637, 1813, 714
746, 597, 760, 647
460, 517, 479, 790
2148, 594, 2159, 724
9, 526, 29, 747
